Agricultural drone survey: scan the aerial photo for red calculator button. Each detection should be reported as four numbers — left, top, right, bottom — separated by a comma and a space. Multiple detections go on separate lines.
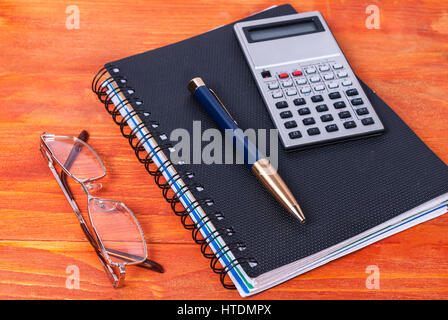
292, 70, 303, 77
279, 73, 289, 79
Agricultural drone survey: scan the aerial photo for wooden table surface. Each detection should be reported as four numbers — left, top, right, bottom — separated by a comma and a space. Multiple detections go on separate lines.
1, 0, 447, 300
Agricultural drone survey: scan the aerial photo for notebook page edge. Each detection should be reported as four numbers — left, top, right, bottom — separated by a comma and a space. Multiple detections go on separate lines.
247, 192, 448, 296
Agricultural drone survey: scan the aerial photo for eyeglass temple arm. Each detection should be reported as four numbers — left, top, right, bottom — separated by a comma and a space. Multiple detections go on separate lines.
60, 130, 89, 201
79, 221, 126, 288
46, 159, 82, 216
41, 131, 89, 218
103, 247, 164, 273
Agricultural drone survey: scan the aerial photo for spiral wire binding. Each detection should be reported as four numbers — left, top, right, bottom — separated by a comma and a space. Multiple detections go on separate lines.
92, 66, 257, 290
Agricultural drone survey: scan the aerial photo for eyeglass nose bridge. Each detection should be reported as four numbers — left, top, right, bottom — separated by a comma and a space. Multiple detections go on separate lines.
83, 182, 103, 194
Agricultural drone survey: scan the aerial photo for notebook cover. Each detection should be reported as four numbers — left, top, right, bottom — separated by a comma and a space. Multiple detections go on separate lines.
104, 4, 448, 278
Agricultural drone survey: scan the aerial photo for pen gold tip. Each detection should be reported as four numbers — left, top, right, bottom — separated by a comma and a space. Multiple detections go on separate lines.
252, 158, 306, 224
291, 205, 306, 224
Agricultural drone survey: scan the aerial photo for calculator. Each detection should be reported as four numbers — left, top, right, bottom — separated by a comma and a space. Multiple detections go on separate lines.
234, 12, 384, 150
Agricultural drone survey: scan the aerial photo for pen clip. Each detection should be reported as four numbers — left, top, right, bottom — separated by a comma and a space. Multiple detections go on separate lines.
209, 88, 238, 126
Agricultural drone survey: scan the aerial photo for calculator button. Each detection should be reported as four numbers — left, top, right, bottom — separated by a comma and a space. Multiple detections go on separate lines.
280, 111, 293, 119
342, 80, 352, 86
328, 82, 339, 89
303, 117, 316, 125
289, 131, 302, 139
306, 66, 316, 74
314, 85, 325, 91
293, 98, 306, 106
298, 107, 311, 115
311, 95, 323, 102
268, 82, 279, 90
284, 120, 297, 129
320, 114, 334, 122
329, 92, 341, 99
361, 117, 375, 125
286, 88, 297, 96
319, 64, 330, 72
279, 73, 289, 79
333, 63, 343, 69
282, 80, 293, 88
326, 124, 339, 132
307, 127, 321, 136
316, 104, 328, 112
295, 78, 307, 85
301, 86, 312, 94
351, 98, 364, 105
309, 76, 320, 83
337, 71, 348, 78
346, 88, 359, 96
338, 111, 351, 119
275, 101, 288, 109
323, 73, 334, 81
333, 101, 346, 109
343, 121, 357, 129
356, 107, 369, 115
261, 70, 271, 78
292, 70, 303, 77
272, 91, 283, 99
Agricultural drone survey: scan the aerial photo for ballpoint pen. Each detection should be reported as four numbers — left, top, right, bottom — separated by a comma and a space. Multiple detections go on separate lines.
188, 77, 306, 223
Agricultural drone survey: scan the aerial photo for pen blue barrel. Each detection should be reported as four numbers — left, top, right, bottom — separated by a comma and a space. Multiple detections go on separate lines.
188, 77, 306, 223
193, 85, 261, 167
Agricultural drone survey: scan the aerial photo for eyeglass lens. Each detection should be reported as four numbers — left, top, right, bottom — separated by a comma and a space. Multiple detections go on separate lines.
89, 198, 146, 264
42, 135, 105, 181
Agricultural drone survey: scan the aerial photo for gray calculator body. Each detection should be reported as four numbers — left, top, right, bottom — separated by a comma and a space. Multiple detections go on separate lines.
234, 12, 384, 149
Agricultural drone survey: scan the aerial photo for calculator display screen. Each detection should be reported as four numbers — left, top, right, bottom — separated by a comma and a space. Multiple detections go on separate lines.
246, 18, 323, 43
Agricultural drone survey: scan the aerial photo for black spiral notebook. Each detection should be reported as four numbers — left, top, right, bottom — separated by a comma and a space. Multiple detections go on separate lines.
92, 4, 448, 296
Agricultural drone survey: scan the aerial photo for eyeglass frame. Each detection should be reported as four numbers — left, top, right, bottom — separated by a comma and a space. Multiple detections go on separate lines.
39, 131, 163, 288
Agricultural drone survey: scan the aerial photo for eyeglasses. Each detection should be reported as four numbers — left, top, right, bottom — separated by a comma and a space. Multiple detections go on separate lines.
40, 131, 163, 288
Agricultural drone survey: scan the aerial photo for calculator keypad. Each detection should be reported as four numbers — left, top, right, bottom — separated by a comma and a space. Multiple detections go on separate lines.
259, 60, 384, 149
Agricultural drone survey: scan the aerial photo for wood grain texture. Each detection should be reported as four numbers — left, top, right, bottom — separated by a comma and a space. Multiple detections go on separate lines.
0, 0, 447, 300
